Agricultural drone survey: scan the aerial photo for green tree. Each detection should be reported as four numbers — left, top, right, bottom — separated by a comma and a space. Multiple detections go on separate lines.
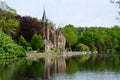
18, 35, 30, 50
30, 33, 44, 51
79, 31, 97, 51
62, 24, 78, 50
77, 27, 105, 52
0, 30, 25, 58
0, 1, 19, 35
76, 26, 120, 53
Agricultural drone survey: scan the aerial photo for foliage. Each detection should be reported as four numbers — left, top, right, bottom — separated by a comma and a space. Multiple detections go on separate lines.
0, 30, 26, 59
62, 24, 78, 49
76, 26, 120, 53
62, 25, 120, 53
15, 16, 43, 41
0, 1, 19, 35
30, 33, 44, 51
76, 43, 89, 51
18, 35, 30, 50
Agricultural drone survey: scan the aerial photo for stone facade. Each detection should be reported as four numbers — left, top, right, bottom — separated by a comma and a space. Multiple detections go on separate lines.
41, 10, 66, 52
56, 30, 66, 51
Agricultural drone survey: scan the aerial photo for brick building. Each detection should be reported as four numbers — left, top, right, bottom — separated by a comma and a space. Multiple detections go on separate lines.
41, 10, 66, 52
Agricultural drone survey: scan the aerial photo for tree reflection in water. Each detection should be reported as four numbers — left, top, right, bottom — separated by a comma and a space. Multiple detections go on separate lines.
1, 54, 120, 80
11, 56, 66, 80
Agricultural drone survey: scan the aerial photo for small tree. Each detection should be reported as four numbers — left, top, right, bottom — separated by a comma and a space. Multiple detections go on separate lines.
18, 35, 30, 50
30, 33, 44, 51
76, 43, 89, 51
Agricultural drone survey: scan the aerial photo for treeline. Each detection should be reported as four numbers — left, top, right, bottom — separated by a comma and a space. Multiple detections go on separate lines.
14, 15, 44, 51
0, 1, 26, 58
62, 24, 120, 53
0, 1, 45, 59
0, 1, 120, 59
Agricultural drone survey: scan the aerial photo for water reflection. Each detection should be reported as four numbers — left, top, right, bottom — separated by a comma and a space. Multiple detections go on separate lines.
44, 57, 66, 80
0, 54, 120, 80
9, 57, 66, 80
0, 58, 26, 80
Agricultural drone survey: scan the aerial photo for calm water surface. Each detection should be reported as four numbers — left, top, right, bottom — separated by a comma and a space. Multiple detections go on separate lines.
0, 54, 120, 80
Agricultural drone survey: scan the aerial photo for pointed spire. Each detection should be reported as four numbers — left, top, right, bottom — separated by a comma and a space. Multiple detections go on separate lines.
42, 9, 47, 22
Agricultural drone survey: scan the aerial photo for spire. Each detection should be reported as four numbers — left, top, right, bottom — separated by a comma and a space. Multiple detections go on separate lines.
42, 9, 47, 22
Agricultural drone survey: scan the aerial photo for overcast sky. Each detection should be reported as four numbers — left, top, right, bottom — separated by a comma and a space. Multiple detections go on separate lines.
2, 0, 120, 27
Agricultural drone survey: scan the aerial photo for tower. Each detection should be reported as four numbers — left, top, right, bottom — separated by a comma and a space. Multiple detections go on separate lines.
42, 10, 50, 40
42, 10, 47, 22
42, 10, 47, 39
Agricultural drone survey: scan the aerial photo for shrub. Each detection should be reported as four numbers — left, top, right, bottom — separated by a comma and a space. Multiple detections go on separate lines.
76, 43, 89, 51
30, 33, 44, 51
18, 35, 30, 50
0, 30, 26, 59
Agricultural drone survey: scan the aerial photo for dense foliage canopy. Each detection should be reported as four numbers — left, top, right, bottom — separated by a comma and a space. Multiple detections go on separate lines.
15, 15, 43, 41
1, 1, 120, 57
0, 30, 26, 59
75, 25, 120, 53
62, 24, 78, 50
0, 1, 19, 35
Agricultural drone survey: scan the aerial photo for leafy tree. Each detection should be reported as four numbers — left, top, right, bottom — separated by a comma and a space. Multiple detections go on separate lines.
78, 30, 98, 52
76, 26, 120, 53
18, 35, 30, 50
15, 16, 43, 41
0, 1, 19, 35
30, 33, 44, 51
62, 24, 78, 50
0, 30, 26, 58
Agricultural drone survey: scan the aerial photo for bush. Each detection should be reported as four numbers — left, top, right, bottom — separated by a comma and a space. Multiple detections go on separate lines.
18, 35, 30, 50
0, 30, 26, 59
76, 43, 89, 51
30, 33, 44, 51
26, 47, 32, 51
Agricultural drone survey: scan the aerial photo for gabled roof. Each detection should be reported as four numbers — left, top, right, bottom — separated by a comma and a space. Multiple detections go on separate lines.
44, 39, 53, 45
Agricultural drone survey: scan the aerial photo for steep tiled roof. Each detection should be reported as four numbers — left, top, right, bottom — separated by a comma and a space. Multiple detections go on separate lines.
44, 39, 53, 45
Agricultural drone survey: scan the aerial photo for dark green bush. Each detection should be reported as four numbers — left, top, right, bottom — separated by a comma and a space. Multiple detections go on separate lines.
18, 35, 30, 50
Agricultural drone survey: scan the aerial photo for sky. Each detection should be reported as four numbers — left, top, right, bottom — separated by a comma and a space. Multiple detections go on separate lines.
1, 0, 120, 27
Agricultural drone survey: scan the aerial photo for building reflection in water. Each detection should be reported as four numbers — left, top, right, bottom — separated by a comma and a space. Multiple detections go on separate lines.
9, 57, 66, 80
44, 57, 66, 80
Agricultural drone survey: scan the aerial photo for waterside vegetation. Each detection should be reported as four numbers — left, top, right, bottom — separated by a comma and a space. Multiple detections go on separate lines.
0, 1, 120, 59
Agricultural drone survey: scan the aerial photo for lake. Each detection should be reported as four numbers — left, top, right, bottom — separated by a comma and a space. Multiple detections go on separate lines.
0, 54, 120, 80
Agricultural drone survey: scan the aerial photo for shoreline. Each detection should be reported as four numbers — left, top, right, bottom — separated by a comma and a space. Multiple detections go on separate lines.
26, 51, 94, 60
